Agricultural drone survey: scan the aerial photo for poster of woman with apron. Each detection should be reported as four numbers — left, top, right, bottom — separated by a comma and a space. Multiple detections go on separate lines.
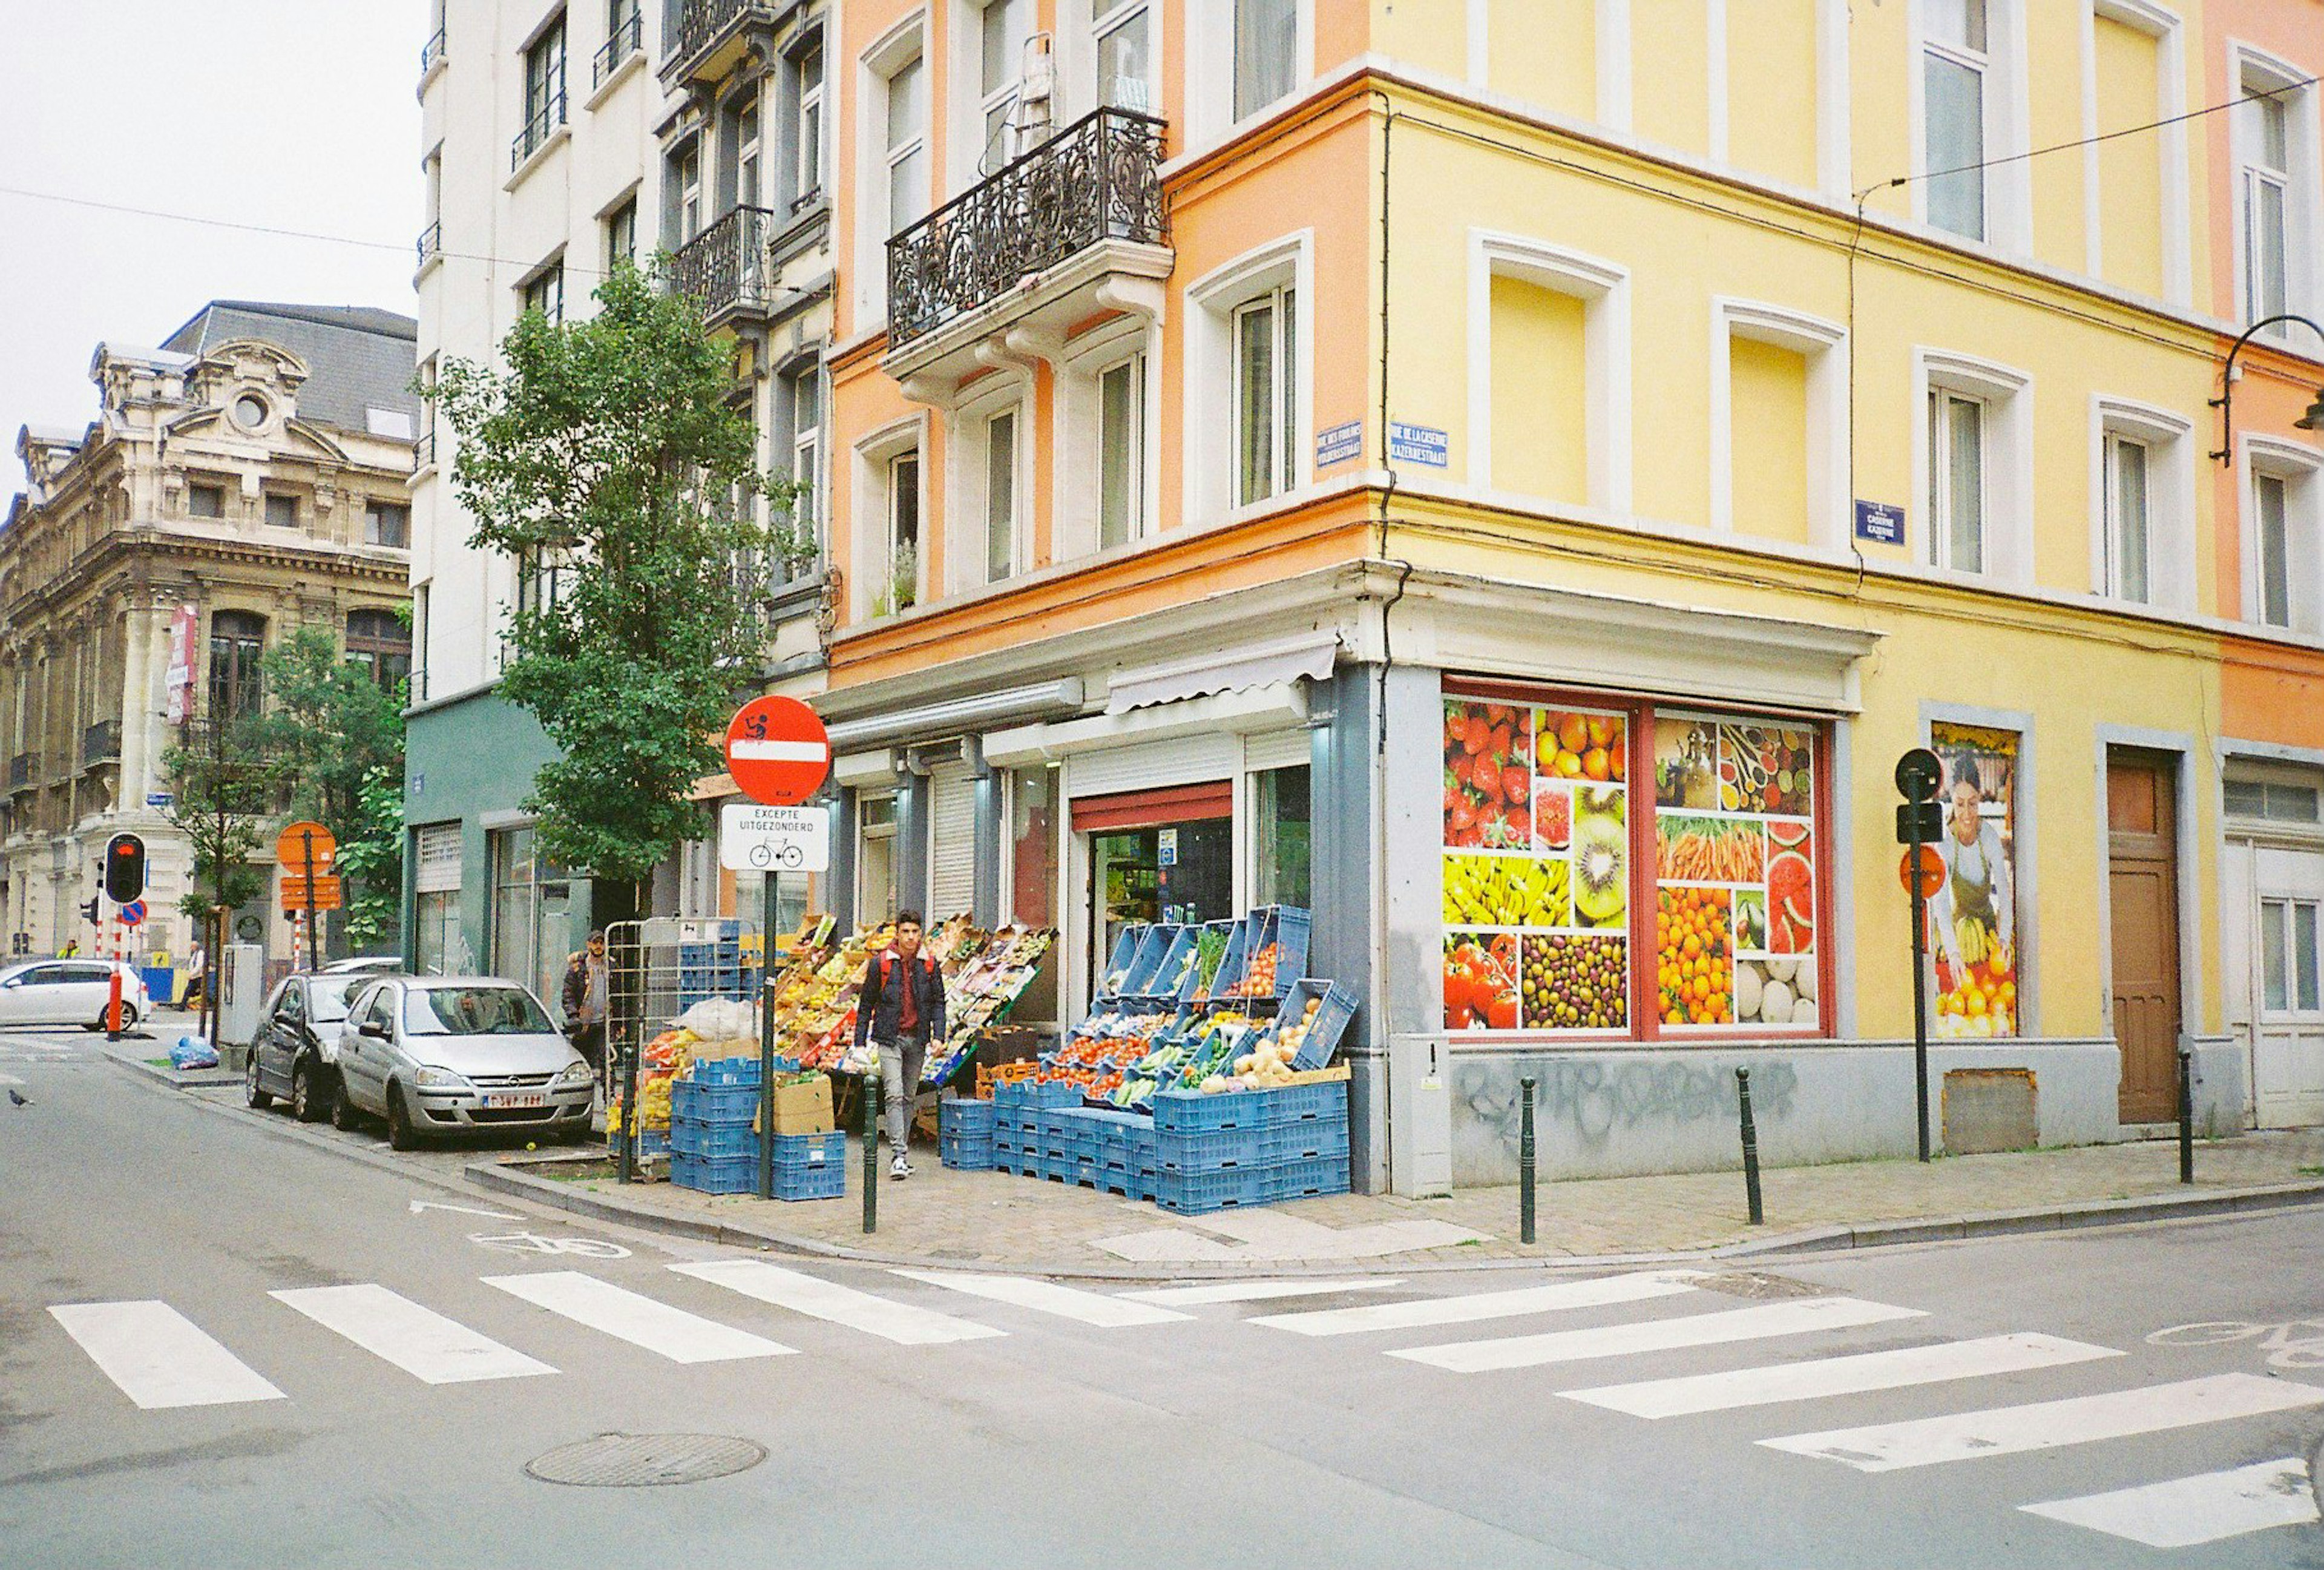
1929, 728, 2020, 1037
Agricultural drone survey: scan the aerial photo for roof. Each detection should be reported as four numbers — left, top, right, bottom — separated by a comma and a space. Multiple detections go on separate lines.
161, 301, 420, 437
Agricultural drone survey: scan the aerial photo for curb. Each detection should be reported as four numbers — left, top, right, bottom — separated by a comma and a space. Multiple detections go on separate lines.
464, 1152, 2324, 1283
97, 1039, 237, 1089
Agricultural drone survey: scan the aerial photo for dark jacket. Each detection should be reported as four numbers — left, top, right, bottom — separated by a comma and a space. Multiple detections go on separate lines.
560, 950, 605, 1032
852, 948, 946, 1046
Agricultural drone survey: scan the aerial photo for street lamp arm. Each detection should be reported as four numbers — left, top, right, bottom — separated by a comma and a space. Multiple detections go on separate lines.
2210, 314, 2324, 465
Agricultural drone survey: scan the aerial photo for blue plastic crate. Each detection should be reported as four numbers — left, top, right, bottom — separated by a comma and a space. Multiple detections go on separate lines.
1268, 1080, 1350, 1126
671, 1080, 763, 1122
1147, 927, 1201, 1002
940, 1135, 996, 1172
1155, 1166, 1265, 1215
1277, 980, 1359, 1071
1265, 1155, 1351, 1202
670, 1117, 760, 1159
609, 1126, 671, 1159
1097, 922, 1149, 997
1158, 1123, 1263, 1172
1153, 1089, 1266, 1134
772, 1160, 844, 1201
670, 1152, 758, 1195
1261, 1117, 1351, 1164
770, 1129, 846, 1168
691, 1055, 762, 1086
1072, 1152, 1100, 1187
940, 1099, 996, 1136
1118, 924, 1184, 996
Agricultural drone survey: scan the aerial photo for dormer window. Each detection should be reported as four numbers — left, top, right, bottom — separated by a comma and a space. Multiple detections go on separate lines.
232, 393, 269, 430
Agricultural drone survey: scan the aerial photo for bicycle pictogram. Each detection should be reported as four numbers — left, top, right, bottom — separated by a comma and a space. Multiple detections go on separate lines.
467, 1231, 632, 1260
2145, 1318, 2324, 1368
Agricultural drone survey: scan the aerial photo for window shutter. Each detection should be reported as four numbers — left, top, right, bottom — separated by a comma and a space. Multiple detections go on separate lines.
416, 824, 462, 894
927, 763, 977, 918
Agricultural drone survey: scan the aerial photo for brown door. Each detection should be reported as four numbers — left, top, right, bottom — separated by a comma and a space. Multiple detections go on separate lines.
2107, 751, 2182, 1123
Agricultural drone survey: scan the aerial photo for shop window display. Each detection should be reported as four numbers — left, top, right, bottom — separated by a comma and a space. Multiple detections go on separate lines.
1442, 691, 1827, 1039
1927, 723, 2018, 1037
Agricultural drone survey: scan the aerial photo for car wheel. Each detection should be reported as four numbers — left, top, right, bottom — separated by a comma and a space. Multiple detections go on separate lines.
245, 1052, 274, 1109
291, 1062, 325, 1123
385, 1085, 422, 1151
330, 1079, 361, 1131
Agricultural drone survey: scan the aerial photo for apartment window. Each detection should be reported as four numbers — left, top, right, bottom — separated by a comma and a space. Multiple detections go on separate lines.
1928, 387, 1986, 573
1098, 353, 1146, 548
795, 45, 825, 207
2102, 432, 2150, 603
1922, 0, 1987, 241
605, 197, 637, 273
520, 12, 568, 162
2244, 80, 2293, 327
2226, 778, 2322, 824
789, 369, 821, 534
980, 0, 1031, 167
366, 500, 410, 548
1233, 0, 1297, 120
186, 483, 225, 520
2261, 898, 2322, 1014
522, 261, 565, 324
345, 609, 412, 691
517, 548, 571, 617
985, 409, 1019, 582
208, 611, 265, 720
1094, 0, 1151, 111
2256, 471, 2293, 628
598, 0, 641, 84
732, 100, 763, 210
885, 55, 928, 233
885, 452, 921, 614
1232, 287, 1298, 507
263, 493, 300, 530
676, 145, 703, 243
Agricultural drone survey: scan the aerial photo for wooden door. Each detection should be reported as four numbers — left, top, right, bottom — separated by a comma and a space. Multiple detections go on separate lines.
2107, 752, 2182, 1123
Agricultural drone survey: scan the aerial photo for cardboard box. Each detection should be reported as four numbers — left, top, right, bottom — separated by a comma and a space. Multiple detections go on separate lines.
751, 1074, 835, 1137
692, 1035, 760, 1062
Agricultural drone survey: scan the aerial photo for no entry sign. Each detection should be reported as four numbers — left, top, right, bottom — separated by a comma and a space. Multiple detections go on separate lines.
725, 695, 830, 807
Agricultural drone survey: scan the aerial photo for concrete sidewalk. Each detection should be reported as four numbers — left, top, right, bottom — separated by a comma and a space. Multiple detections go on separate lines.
468, 1126, 2324, 1279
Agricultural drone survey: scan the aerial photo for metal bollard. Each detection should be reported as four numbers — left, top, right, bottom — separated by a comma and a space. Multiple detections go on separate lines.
862, 1071, 879, 1234
1737, 1067, 1764, 1226
1519, 1076, 1537, 1246
2178, 1045, 2194, 1187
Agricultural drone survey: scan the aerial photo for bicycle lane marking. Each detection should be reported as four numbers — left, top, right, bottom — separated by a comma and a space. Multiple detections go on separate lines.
467, 1231, 632, 1260
2147, 1319, 2324, 1370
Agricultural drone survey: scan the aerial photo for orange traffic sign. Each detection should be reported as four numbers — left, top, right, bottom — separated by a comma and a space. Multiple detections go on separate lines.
276, 819, 337, 875
280, 875, 344, 911
1899, 844, 1944, 899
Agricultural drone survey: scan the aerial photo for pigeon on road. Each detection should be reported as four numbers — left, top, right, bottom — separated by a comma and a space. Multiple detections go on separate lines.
7, 1088, 29, 1106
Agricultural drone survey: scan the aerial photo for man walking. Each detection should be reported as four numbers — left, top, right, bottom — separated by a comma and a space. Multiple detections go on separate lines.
560, 929, 611, 1089
851, 911, 946, 1181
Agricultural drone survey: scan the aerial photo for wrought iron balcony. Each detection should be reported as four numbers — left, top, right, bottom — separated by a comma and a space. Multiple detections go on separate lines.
420, 27, 447, 79
887, 107, 1169, 355
6, 753, 36, 792
81, 721, 120, 768
663, 0, 779, 89
510, 92, 567, 172
669, 206, 777, 325
416, 222, 442, 270
594, 9, 643, 88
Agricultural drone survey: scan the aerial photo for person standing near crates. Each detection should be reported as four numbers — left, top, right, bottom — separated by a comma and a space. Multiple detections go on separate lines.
852, 911, 947, 1181
561, 930, 611, 1097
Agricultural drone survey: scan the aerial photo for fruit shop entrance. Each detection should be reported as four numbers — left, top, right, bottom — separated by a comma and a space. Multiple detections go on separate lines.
1076, 783, 1235, 1013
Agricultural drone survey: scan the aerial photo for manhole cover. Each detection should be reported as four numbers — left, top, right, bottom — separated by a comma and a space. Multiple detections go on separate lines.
1695, 1271, 1831, 1301
525, 1433, 766, 1488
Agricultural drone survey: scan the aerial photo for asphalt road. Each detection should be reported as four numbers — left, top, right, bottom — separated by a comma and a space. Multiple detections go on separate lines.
3, 1023, 2322, 1569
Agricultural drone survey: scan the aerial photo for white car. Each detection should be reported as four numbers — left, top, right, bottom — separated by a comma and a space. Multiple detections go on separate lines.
333, 976, 595, 1149
0, 959, 151, 1030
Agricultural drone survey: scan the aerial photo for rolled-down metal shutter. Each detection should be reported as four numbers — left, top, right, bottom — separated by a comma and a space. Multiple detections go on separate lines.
927, 763, 977, 919
415, 824, 462, 893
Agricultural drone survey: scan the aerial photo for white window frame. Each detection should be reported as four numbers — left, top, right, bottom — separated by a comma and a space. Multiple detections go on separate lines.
956, 0, 1031, 185
600, 185, 639, 274
2079, 1, 2190, 307
1467, 231, 1633, 513
734, 96, 763, 211
520, 255, 566, 324
1708, 299, 1848, 550
1186, 0, 1313, 151
851, 415, 928, 619
2088, 397, 2195, 611
1229, 289, 1298, 510
2242, 435, 2324, 635
677, 142, 704, 243
1184, 234, 1312, 525
1908, 0, 2030, 252
1914, 349, 2033, 585
794, 42, 826, 211
945, 374, 1031, 592
2230, 45, 2320, 336
1082, 0, 1157, 117
787, 364, 823, 554
855, 16, 928, 325
1055, 316, 1160, 560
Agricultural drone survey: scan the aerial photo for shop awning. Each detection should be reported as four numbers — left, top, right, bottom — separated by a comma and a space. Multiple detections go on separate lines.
1104, 634, 1339, 715
1071, 780, 1235, 832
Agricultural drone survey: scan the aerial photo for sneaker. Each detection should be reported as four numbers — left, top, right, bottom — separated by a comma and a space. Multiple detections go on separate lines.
890, 1155, 911, 1181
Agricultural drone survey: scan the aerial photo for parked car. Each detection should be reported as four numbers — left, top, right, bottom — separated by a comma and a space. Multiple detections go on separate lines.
332, 976, 594, 1149
0, 959, 151, 1031
318, 955, 401, 976
245, 970, 382, 1122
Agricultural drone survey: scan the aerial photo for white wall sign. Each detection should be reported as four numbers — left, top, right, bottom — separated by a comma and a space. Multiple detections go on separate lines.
719, 803, 831, 873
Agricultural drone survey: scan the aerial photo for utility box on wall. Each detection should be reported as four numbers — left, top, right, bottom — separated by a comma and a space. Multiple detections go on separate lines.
1388, 1033, 1452, 1197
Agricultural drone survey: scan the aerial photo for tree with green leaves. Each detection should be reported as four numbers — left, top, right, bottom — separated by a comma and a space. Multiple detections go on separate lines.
161, 717, 277, 934
432, 263, 796, 892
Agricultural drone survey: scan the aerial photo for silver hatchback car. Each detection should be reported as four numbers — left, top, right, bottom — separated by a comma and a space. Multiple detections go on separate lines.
335, 976, 594, 1149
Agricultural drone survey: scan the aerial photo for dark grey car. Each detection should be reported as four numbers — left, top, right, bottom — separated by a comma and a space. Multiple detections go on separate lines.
246, 971, 381, 1122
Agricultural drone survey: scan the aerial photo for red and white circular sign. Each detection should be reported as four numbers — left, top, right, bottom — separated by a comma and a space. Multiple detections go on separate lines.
724, 695, 831, 807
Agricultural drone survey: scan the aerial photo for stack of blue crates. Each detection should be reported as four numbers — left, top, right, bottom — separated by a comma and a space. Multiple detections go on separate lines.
669, 1060, 842, 1200
677, 920, 763, 1014
939, 1097, 996, 1171
1151, 1079, 1350, 1214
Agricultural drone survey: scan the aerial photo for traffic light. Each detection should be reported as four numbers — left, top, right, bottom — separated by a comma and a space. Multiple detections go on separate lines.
79, 896, 100, 925
103, 832, 146, 903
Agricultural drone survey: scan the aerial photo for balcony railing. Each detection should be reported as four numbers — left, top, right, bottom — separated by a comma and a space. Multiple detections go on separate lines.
510, 92, 567, 171
669, 206, 776, 321
415, 430, 437, 473
416, 222, 442, 269
81, 721, 120, 768
887, 107, 1168, 351
421, 26, 447, 77
6, 753, 35, 792
594, 10, 643, 87
665, 0, 776, 83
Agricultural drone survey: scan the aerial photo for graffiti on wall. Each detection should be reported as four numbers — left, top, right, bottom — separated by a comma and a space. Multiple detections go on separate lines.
1456, 1056, 1801, 1152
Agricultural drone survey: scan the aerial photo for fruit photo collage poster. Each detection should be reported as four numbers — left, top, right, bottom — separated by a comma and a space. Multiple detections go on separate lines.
1649, 714, 1821, 1030
1443, 700, 1630, 1033
1926, 722, 2020, 1038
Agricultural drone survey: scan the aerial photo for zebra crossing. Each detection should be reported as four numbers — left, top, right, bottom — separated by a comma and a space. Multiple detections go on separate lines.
36, 1263, 2324, 1553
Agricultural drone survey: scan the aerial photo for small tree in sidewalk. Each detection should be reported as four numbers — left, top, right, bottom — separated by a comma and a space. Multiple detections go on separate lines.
432, 263, 798, 891
160, 717, 277, 939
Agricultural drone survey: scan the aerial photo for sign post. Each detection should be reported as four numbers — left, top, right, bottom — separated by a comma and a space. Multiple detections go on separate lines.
1895, 749, 1945, 1163
723, 696, 832, 1201
275, 821, 338, 976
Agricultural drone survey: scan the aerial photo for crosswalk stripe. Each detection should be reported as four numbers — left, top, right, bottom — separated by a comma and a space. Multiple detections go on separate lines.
2020, 1457, 2320, 1548
1761, 1373, 2324, 1473
671, 1260, 1005, 1345
1252, 1270, 1703, 1338
1561, 1332, 2121, 1419
271, 1284, 556, 1384
890, 1270, 1191, 1327
1121, 1278, 1408, 1306
1391, 1297, 1925, 1374
49, 1301, 286, 1410
482, 1272, 797, 1363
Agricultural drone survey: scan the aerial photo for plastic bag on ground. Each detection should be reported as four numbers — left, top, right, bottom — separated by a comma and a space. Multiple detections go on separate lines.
171, 1035, 220, 1069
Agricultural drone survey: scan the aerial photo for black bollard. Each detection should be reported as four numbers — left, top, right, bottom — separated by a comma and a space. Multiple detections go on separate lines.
1519, 1075, 1537, 1246
1737, 1066, 1764, 1226
2178, 1043, 2194, 1187
862, 1071, 879, 1234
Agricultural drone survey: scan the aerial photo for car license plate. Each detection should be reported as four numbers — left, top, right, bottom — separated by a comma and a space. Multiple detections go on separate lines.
482, 1093, 547, 1109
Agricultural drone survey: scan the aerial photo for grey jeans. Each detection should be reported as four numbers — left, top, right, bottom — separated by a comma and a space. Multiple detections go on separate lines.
878, 1031, 928, 1160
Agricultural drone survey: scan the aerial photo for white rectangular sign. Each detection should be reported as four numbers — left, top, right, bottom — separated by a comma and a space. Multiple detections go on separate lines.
720, 803, 830, 873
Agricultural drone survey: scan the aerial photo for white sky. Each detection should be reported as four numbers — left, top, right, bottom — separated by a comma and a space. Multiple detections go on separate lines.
0, 1, 425, 444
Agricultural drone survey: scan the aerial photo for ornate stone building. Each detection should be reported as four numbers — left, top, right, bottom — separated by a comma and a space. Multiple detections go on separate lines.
1, 301, 417, 965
